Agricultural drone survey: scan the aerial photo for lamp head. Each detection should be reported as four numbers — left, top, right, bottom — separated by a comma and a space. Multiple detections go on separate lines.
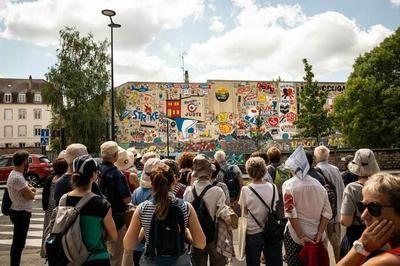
102, 9, 116, 17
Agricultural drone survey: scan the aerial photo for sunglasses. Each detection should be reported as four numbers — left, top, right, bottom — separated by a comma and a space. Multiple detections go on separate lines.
357, 201, 394, 217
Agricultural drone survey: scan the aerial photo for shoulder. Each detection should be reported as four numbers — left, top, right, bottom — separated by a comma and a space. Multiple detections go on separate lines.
89, 195, 111, 210
364, 252, 400, 266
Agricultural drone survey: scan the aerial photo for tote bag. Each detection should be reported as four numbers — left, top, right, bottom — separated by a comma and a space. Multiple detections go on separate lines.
234, 202, 247, 261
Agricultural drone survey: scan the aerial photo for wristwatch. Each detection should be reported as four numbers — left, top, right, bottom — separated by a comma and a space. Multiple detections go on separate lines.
353, 240, 370, 256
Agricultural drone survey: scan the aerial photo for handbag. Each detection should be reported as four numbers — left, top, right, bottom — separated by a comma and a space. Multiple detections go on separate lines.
235, 203, 247, 261
248, 184, 285, 243
1, 188, 12, 216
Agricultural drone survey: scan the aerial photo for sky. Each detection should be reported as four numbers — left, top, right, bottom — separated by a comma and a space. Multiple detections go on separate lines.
0, 0, 399, 86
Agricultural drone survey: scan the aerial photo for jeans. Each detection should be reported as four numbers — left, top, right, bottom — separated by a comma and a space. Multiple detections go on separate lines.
10, 210, 31, 266
245, 232, 283, 266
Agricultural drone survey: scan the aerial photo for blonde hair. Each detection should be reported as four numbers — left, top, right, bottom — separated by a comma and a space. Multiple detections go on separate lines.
245, 157, 266, 180
214, 150, 226, 163
267, 147, 281, 164
363, 172, 400, 215
314, 145, 330, 163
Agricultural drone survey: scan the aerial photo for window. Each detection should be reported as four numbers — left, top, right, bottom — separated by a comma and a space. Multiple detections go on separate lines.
34, 126, 41, 136
34, 93, 42, 103
4, 93, 12, 103
19, 143, 26, 148
34, 109, 42, 120
35, 142, 41, 147
5, 143, 12, 148
4, 109, 13, 120
18, 93, 26, 103
18, 125, 27, 137
18, 109, 27, 120
4, 126, 13, 138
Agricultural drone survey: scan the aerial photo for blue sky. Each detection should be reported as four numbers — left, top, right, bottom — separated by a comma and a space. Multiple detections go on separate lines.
0, 0, 399, 85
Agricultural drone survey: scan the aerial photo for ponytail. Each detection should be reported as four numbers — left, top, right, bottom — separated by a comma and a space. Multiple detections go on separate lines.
150, 164, 175, 220
71, 155, 97, 189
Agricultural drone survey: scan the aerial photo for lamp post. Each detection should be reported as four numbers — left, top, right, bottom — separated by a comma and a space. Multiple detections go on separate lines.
102, 9, 121, 141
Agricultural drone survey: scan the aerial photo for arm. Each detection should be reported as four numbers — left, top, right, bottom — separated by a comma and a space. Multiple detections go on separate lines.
316, 216, 330, 242
341, 215, 354, 227
288, 218, 315, 245
123, 207, 142, 251
21, 185, 36, 200
186, 203, 206, 249
103, 208, 118, 241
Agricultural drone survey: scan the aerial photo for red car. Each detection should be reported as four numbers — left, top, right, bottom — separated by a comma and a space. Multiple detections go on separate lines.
0, 154, 53, 187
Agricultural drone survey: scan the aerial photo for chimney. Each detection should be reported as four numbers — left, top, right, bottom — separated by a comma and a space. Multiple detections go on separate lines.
28, 75, 32, 90
184, 70, 189, 83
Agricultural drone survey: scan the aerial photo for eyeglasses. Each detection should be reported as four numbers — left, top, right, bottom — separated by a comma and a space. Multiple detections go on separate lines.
356, 201, 394, 217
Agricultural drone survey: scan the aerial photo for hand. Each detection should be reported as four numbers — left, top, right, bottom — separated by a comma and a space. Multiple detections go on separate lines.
300, 235, 315, 245
359, 219, 395, 252
30, 186, 36, 193
314, 231, 323, 242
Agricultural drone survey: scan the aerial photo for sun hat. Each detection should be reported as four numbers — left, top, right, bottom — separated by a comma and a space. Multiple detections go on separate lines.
141, 158, 161, 188
58, 150, 66, 159
140, 151, 159, 165
115, 147, 135, 171
100, 141, 119, 159
348, 149, 380, 177
191, 154, 216, 178
127, 147, 142, 159
65, 143, 88, 165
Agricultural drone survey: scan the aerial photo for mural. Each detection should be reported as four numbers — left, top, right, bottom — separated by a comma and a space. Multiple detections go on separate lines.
115, 80, 345, 154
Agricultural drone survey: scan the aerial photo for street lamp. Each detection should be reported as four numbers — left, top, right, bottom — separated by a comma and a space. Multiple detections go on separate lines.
102, 9, 121, 141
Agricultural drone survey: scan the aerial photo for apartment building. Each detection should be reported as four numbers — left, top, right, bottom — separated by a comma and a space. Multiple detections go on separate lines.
0, 76, 51, 148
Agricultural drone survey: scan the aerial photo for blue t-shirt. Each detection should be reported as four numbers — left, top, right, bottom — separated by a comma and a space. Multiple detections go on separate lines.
131, 186, 153, 251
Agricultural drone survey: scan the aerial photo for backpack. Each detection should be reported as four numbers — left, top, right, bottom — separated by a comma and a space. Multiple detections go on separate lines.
191, 184, 216, 244
221, 165, 241, 199
248, 185, 285, 243
45, 192, 96, 266
316, 168, 338, 220
97, 166, 116, 206
145, 199, 186, 259
1, 188, 12, 216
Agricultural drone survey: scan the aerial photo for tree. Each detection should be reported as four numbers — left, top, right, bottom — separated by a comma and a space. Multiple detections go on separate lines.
333, 28, 400, 148
295, 59, 331, 143
43, 27, 110, 152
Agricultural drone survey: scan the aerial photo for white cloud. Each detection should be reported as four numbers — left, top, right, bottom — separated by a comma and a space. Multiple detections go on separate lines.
390, 0, 400, 6
186, 2, 393, 81
161, 41, 178, 57
209, 16, 225, 34
208, 3, 216, 11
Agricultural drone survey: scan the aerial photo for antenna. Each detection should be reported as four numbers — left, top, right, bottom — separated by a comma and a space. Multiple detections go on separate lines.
180, 52, 187, 82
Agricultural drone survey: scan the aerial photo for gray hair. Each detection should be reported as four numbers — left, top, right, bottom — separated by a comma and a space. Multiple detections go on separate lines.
314, 145, 330, 163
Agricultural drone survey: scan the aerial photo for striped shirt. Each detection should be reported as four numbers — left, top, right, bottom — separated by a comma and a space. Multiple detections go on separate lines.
138, 192, 190, 243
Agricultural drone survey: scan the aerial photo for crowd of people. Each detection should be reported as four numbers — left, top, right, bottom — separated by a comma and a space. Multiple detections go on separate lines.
4, 143, 400, 266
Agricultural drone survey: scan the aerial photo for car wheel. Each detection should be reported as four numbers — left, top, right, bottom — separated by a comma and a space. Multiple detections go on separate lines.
25, 173, 40, 188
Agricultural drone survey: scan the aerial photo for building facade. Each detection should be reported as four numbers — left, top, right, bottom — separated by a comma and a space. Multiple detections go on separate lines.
0, 76, 51, 148
115, 80, 345, 153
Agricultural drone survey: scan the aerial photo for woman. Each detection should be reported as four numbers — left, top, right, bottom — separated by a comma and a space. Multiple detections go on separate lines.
41, 157, 68, 258
177, 152, 195, 186
239, 157, 281, 266
338, 172, 400, 265
123, 163, 206, 266
340, 149, 380, 258
282, 147, 332, 266
67, 155, 117, 265
161, 158, 186, 199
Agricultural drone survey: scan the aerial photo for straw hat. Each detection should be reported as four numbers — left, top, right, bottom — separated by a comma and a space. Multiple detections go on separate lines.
115, 147, 135, 171
348, 149, 380, 177
192, 154, 216, 178
141, 158, 161, 188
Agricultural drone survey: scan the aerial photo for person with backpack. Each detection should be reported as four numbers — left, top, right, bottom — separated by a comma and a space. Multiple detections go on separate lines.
184, 154, 237, 266
46, 154, 118, 266
282, 146, 332, 266
130, 158, 162, 265
305, 150, 326, 186
6, 150, 36, 266
123, 163, 206, 266
98, 141, 132, 266
214, 150, 243, 207
314, 145, 345, 263
177, 152, 195, 186
239, 157, 282, 266
339, 149, 380, 259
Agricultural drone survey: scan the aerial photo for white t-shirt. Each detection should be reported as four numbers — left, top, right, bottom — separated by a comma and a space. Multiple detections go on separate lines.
6, 170, 33, 212
238, 182, 278, 235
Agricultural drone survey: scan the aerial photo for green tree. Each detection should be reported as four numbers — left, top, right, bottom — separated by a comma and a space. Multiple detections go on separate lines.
333, 28, 400, 148
295, 59, 331, 143
43, 27, 110, 152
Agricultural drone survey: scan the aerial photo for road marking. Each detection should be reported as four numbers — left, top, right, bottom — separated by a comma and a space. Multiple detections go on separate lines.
0, 238, 42, 248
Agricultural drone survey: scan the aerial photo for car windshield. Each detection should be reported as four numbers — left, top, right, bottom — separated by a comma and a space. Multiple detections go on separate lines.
39, 157, 51, 163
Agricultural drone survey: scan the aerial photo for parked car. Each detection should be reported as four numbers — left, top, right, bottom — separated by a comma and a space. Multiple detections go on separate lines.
0, 154, 53, 187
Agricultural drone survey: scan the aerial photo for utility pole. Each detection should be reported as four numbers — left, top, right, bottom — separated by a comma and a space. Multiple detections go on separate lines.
180, 52, 187, 82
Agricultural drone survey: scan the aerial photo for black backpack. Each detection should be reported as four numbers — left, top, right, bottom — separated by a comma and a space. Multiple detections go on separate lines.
1, 188, 12, 216
145, 199, 186, 258
97, 166, 117, 208
191, 184, 216, 244
221, 165, 240, 199
248, 185, 285, 243
316, 168, 338, 220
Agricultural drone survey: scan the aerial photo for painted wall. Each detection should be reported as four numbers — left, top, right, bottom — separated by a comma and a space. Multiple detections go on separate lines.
115, 80, 345, 154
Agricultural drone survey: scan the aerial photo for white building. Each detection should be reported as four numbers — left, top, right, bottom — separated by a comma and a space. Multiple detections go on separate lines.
0, 76, 51, 148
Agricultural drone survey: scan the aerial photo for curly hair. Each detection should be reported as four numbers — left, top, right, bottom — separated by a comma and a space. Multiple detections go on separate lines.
177, 152, 195, 169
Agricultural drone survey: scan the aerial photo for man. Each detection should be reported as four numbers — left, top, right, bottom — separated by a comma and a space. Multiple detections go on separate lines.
54, 143, 101, 205
214, 150, 243, 204
315, 145, 345, 263
98, 141, 131, 266
7, 150, 36, 266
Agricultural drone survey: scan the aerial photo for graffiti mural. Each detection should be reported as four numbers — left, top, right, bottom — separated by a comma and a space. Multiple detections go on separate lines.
116, 80, 345, 153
